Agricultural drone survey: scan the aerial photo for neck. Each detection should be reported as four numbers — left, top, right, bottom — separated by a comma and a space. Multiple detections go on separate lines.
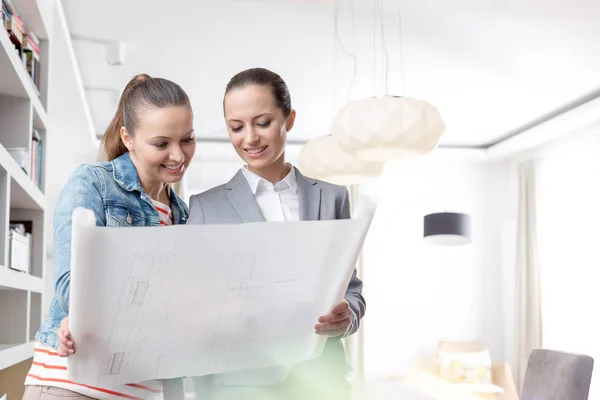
249, 156, 291, 184
140, 175, 167, 202
130, 154, 168, 202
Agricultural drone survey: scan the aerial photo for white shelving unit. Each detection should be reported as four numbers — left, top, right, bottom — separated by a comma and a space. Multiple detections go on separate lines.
0, 0, 49, 374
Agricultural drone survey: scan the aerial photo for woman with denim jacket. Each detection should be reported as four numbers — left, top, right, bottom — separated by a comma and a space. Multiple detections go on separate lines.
22, 74, 196, 400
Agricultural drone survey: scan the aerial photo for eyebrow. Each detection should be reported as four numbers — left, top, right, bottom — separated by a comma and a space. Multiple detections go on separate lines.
150, 130, 195, 140
226, 113, 273, 123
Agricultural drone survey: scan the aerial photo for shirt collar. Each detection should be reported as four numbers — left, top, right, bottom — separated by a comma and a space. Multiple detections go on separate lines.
241, 165, 298, 195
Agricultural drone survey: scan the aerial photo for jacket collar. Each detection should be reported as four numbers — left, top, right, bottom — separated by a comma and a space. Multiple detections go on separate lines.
112, 152, 143, 193
111, 152, 189, 221
224, 166, 321, 221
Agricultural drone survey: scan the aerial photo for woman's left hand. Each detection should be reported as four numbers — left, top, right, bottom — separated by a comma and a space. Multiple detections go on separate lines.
57, 317, 76, 356
314, 300, 352, 337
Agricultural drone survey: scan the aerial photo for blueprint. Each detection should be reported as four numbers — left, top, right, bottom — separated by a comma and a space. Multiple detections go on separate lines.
67, 197, 376, 386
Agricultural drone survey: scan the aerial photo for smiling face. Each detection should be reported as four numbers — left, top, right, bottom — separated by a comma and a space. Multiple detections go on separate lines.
224, 84, 296, 183
120, 105, 196, 192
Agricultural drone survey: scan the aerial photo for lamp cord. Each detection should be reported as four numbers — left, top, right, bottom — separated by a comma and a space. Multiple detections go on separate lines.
334, 0, 357, 103
398, 0, 405, 95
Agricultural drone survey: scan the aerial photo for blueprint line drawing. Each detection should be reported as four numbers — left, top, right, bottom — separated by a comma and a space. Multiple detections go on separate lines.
67, 197, 376, 386
209, 252, 255, 369
107, 352, 124, 375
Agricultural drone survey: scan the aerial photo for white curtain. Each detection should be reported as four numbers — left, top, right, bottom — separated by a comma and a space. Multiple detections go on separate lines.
344, 184, 365, 381
514, 159, 543, 388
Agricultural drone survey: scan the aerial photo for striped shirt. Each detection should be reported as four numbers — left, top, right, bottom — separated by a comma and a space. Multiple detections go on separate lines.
153, 199, 173, 226
24, 344, 164, 399
25, 200, 175, 399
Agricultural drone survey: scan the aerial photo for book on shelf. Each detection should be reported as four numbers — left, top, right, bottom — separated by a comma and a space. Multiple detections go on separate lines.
31, 129, 43, 189
1, 0, 17, 31
1, 0, 42, 92
22, 32, 40, 89
2, 0, 22, 46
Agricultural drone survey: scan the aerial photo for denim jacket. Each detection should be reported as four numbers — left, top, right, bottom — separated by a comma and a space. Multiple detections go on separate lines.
36, 152, 189, 348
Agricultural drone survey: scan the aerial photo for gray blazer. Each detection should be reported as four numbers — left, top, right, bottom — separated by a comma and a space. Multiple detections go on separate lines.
187, 167, 366, 331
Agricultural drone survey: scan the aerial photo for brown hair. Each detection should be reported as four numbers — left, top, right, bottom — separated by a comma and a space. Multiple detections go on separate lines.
99, 74, 191, 161
224, 68, 292, 117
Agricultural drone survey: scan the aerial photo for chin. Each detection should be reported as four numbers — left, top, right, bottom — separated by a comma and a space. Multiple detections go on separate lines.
245, 158, 272, 170
160, 170, 186, 184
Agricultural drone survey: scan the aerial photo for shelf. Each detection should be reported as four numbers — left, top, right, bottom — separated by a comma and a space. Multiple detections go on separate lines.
32, 99, 49, 130
0, 29, 47, 123
0, 0, 48, 376
0, 341, 34, 371
0, 266, 43, 293
0, 143, 45, 210
29, 292, 42, 341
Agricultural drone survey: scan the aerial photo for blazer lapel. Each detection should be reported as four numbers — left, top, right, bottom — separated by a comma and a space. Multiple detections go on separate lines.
296, 168, 322, 221
225, 170, 265, 223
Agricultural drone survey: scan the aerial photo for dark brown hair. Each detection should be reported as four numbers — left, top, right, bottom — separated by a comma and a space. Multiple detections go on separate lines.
100, 74, 191, 161
224, 67, 291, 117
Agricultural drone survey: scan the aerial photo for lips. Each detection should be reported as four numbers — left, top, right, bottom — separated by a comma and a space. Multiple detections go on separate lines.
162, 162, 185, 174
245, 146, 267, 158
246, 146, 267, 154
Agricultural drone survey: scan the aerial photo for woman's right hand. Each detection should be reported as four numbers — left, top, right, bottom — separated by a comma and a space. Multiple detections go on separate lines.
57, 317, 76, 356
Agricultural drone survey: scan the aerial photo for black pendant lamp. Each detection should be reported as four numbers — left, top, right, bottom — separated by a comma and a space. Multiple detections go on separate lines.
423, 212, 471, 245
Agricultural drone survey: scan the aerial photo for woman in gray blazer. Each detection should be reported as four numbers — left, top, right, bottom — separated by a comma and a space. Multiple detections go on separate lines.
189, 67, 365, 400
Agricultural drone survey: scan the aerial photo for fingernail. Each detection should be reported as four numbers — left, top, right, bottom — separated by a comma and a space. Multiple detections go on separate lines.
319, 317, 325, 322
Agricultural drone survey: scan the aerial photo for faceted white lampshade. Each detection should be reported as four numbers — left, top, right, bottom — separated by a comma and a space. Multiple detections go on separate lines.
298, 135, 384, 185
331, 96, 446, 162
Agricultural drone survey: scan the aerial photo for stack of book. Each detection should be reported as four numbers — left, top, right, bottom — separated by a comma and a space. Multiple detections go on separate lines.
22, 30, 40, 90
1, 0, 23, 45
1, 0, 41, 92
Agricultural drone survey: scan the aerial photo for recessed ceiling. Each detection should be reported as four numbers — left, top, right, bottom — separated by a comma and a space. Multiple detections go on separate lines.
63, 0, 600, 147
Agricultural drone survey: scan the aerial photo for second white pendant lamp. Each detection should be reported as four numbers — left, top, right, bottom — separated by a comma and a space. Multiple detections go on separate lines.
298, 135, 384, 186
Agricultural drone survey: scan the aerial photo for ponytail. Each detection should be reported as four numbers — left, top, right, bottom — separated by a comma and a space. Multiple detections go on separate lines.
98, 74, 151, 161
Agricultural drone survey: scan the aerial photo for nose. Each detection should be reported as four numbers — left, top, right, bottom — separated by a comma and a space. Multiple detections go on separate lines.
244, 127, 259, 145
169, 145, 185, 163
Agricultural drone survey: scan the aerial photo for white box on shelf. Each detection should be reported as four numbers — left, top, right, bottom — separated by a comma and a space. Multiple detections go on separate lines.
6, 147, 29, 173
8, 230, 30, 273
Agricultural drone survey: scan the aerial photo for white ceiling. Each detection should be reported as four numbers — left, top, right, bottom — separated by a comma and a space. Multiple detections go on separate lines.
62, 0, 600, 148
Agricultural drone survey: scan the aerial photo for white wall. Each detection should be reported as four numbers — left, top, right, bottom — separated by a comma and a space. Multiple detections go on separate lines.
72, 8, 337, 143
536, 126, 600, 399
42, 0, 98, 315
483, 118, 600, 396
359, 152, 511, 380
